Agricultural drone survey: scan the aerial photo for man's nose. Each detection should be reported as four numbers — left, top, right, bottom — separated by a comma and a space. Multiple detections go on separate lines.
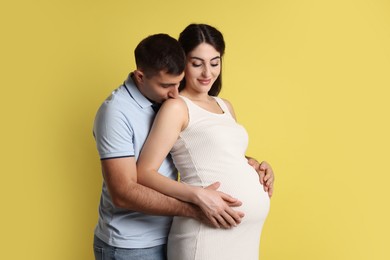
168, 86, 179, 98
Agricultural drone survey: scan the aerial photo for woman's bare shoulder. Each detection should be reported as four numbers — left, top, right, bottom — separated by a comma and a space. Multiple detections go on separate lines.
161, 97, 187, 110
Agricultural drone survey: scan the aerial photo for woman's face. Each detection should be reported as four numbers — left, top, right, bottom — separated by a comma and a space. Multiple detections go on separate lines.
184, 43, 221, 94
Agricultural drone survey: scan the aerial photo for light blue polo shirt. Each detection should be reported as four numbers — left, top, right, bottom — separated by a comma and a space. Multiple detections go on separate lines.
93, 74, 178, 248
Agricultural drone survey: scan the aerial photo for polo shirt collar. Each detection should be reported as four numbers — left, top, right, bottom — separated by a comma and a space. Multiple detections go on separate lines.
123, 73, 153, 109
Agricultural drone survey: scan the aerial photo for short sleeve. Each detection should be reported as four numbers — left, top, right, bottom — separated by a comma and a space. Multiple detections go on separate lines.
93, 102, 135, 160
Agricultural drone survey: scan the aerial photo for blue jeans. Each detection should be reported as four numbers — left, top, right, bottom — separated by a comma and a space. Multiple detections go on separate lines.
93, 235, 167, 260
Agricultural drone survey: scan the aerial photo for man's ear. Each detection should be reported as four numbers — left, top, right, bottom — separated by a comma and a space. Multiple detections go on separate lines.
134, 70, 144, 83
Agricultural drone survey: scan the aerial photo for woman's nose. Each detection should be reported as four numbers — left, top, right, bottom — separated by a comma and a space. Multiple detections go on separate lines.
202, 65, 211, 77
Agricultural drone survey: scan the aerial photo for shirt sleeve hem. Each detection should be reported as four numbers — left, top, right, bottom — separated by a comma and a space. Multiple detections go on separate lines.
100, 155, 135, 160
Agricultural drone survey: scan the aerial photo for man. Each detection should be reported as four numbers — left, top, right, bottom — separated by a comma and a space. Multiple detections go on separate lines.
93, 33, 274, 260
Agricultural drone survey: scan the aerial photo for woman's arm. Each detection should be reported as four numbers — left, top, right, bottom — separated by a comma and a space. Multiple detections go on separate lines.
137, 98, 193, 201
137, 98, 243, 228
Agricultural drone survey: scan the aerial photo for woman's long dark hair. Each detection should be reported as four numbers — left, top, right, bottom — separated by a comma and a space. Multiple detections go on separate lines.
178, 24, 225, 96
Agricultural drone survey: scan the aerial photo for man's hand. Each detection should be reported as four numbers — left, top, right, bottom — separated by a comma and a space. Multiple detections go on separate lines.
247, 158, 275, 198
191, 182, 245, 229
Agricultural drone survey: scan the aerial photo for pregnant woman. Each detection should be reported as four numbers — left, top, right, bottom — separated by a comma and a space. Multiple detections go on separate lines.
137, 23, 270, 259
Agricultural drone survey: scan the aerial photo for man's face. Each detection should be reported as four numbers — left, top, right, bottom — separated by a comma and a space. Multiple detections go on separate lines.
136, 70, 184, 103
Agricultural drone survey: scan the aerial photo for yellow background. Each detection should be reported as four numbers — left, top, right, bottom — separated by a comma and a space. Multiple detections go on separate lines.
1, 0, 389, 259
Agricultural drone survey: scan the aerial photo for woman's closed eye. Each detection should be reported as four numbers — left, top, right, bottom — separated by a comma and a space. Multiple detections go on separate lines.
192, 62, 202, 67
191, 62, 219, 68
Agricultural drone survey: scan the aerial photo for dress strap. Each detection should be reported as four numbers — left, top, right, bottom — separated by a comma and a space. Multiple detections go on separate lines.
213, 97, 233, 117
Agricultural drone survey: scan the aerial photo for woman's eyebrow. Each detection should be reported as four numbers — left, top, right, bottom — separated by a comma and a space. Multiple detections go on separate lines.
189, 56, 221, 61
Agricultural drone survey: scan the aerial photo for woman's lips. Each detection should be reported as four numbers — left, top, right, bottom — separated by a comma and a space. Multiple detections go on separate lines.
198, 79, 211, 85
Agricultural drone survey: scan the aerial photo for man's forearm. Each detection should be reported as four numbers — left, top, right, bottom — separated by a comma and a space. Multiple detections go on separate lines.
112, 181, 197, 218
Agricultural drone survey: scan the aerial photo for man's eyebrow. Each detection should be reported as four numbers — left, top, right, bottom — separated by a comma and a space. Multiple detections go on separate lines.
160, 83, 177, 87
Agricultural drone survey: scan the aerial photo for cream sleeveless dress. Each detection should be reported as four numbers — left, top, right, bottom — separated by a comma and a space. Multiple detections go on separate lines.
167, 95, 270, 260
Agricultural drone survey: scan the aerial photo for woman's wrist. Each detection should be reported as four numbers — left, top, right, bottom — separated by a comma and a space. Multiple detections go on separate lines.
187, 185, 202, 205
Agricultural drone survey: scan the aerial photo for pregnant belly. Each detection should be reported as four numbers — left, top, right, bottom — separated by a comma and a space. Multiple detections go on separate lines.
194, 163, 270, 222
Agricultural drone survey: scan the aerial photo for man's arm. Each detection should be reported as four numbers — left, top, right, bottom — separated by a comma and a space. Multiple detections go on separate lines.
101, 157, 237, 227
102, 157, 196, 216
